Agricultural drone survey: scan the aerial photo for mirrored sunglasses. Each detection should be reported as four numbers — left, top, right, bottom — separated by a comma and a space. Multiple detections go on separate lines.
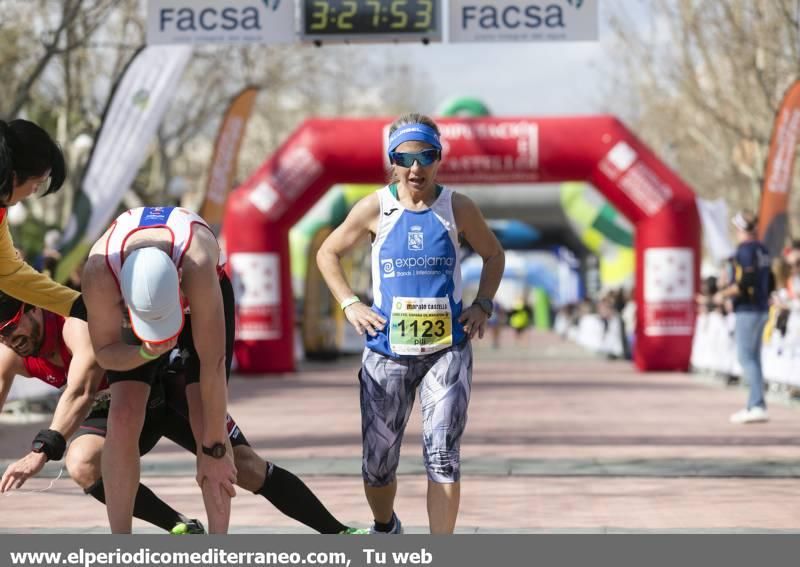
389, 149, 440, 168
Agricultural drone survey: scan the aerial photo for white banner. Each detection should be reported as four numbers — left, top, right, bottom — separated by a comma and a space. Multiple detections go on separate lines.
61, 45, 193, 253
696, 198, 736, 263
147, 0, 296, 45
448, 0, 598, 43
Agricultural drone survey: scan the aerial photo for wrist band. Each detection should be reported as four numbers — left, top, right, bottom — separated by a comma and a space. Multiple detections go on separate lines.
340, 296, 361, 311
139, 345, 160, 361
32, 429, 67, 462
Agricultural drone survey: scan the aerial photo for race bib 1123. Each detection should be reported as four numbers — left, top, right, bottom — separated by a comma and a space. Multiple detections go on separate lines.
389, 296, 452, 355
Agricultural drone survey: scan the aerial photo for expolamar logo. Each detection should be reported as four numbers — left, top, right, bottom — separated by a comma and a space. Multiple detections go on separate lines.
395, 256, 454, 269
381, 256, 453, 278
382, 258, 395, 278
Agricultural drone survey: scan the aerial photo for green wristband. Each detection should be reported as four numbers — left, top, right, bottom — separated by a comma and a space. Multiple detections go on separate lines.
139, 345, 160, 361
340, 296, 361, 310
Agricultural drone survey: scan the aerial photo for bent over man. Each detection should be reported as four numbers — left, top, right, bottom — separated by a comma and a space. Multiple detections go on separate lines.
83, 206, 235, 533
0, 292, 366, 534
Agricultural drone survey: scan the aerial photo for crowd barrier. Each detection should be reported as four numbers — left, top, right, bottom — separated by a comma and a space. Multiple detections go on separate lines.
555, 312, 627, 359
559, 307, 800, 386
557, 306, 800, 389
690, 312, 742, 377
688, 309, 800, 386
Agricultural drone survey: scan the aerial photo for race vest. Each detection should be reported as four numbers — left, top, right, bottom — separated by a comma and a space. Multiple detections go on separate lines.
367, 185, 464, 357
104, 206, 219, 290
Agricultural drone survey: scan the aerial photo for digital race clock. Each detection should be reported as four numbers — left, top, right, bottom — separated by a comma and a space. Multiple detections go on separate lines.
301, 0, 441, 43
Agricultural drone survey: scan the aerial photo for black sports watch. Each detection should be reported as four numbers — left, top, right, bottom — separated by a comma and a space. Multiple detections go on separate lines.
201, 442, 227, 459
31, 440, 46, 455
472, 298, 494, 317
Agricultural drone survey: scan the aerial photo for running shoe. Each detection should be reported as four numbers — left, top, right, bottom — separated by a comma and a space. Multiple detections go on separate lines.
729, 406, 769, 424
368, 513, 403, 534
339, 527, 370, 535
170, 519, 206, 535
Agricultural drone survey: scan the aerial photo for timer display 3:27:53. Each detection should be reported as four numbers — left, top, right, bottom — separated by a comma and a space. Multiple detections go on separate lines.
304, 0, 439, 36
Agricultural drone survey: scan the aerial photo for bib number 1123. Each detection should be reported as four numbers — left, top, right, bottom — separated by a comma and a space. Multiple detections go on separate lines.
389, 296, 452, 355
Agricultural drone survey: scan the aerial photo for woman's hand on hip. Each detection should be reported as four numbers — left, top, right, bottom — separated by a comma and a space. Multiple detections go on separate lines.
344, 303, 386, 337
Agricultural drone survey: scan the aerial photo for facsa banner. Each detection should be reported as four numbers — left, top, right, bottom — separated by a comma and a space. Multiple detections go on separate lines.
449, 0, 597, 43
147, 0, 295, 45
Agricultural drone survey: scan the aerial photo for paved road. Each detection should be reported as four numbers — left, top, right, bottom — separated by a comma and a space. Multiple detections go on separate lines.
2, 330, 800, 533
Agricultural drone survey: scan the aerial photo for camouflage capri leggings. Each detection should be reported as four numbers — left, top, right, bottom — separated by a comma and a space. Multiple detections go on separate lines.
359, 340, 473, 486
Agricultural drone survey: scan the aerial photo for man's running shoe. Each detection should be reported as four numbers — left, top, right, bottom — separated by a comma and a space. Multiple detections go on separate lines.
170, 519, 206, 535
368, 513, 403, 534
339, 527, 370, 535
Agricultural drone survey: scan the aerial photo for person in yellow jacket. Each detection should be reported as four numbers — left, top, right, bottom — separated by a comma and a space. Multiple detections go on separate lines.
0, 119, 82, 318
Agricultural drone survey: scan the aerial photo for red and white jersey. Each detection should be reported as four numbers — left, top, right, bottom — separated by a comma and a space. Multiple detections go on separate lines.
104, 206, 219, 288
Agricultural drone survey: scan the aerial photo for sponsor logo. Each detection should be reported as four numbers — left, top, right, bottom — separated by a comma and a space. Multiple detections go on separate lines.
382, 258, 396, 278
226, 414, 240, 438
461, 3, 568, 31
450, 0, 597, 43
383, 207, 398, 216
394, 256, 454, 269
147, 0, 294, 46
408, 225, 424, 251
140, 206, 174, 226
383, 255, 454, 278
158, 4, 264, 33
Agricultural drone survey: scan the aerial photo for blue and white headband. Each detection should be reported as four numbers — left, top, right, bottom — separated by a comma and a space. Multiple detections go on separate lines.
387, 123, 442, 156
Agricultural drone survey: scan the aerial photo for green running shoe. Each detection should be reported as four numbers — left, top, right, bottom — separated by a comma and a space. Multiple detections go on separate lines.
339, 527, 370, 535
170, 519, 206, 535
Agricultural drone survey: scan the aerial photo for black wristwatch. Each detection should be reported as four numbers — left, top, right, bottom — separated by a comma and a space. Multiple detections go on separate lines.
201, 442, 227, 459
31, 440, 46, 455
472, 298, 493, 317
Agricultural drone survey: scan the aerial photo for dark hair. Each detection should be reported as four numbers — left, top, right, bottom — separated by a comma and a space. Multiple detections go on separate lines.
735, 209, 758, 233
0, 291, 33, 324
0, 119, 67, 204
387, 113, 441, 184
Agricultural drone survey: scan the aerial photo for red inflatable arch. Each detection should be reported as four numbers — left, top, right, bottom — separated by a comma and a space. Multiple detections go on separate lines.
223, 117, 700, 373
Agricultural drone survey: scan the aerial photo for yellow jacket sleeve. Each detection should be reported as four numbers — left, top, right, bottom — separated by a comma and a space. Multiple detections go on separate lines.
0, 214, 79, 317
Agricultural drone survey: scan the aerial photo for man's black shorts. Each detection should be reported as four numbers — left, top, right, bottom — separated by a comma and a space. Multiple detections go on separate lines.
72, 376, 249, 455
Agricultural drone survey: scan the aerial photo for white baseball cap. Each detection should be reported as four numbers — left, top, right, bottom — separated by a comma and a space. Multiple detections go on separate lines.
120, 247, 183, 343
731, 211, 757, 232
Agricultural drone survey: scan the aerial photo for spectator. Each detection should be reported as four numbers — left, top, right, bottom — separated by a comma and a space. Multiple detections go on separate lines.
785, 247, 800, 305
508, 299, 532, 344
621, 292, 636, 353
713, 211, 771, 424
696, 276, 719, 314
486, 299, 504, 349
